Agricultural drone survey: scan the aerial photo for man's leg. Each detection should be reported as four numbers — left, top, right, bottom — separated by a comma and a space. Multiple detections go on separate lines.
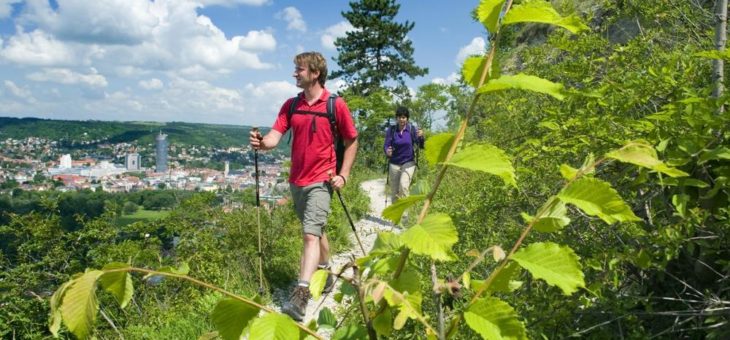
388, 163, 401, 203
398, 161, 416, 200
299, 233, 320, 282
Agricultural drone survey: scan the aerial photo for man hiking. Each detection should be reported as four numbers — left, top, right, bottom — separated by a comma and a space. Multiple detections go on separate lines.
384, 106, 424, 205
249, 51, 358, 322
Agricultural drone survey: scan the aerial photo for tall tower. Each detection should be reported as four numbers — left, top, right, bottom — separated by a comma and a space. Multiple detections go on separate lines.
155, 132, 168, 173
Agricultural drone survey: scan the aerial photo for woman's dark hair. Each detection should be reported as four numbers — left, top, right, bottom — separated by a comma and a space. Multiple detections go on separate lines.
395, 106, 410, 118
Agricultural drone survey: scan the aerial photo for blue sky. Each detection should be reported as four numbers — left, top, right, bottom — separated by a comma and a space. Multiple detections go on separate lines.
0, 0, 487, 127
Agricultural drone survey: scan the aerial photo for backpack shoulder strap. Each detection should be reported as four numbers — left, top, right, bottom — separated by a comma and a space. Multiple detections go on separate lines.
286, 93, 302, 144
327, 94, 338, 136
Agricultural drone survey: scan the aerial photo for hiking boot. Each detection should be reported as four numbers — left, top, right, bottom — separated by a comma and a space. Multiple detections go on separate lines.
322, 271, 336, 294
281, 285, 310, 321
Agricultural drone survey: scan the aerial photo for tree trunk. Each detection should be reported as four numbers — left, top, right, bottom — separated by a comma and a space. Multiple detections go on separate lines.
713, 0, 728, 113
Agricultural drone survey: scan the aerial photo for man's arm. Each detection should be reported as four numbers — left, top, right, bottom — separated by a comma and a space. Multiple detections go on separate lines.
332, 137, 358, 189
250, 129, 283, 151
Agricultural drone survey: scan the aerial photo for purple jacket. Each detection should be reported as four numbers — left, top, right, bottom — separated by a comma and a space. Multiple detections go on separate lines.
384, 123, 425, 165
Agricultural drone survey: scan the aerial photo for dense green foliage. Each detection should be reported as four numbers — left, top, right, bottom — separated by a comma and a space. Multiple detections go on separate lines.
0, 117, 245, 148
1, 172, 368, 338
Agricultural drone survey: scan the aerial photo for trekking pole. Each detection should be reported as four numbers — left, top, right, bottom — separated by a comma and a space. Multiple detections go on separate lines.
252, 128, 264, 294
330, 172, 366, 255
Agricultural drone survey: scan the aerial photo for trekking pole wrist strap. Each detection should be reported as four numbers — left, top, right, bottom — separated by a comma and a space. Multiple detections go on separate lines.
337, 175, 347, 185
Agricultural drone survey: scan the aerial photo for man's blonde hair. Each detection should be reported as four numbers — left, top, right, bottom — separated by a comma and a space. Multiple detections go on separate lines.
295, 52, 327, 87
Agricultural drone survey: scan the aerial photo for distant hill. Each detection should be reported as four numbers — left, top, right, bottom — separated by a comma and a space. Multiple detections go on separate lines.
0, 117, 275, 149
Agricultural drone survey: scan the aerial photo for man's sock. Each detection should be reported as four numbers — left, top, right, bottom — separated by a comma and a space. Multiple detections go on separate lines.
318, 263, 330, 270
297, 280, 309, 288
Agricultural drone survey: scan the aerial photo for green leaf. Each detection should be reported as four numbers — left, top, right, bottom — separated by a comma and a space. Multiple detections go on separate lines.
425, 133, 455, 166
478, 74, 565, 100
512, 242, 585, 295
309, 269, 328, 300
477, 0, 506, 33
693, 49, 730, 60
462, 56, 501, 89
49, 280, 73, 337
559, 164, 578, 180
446, 143, 516, 187
332, 323, 368, 340
249, 313, 299, 340
382, 194, 425, 225
558, 177, 641, 224
464, 297, 527, 340
471, 262, 522, 293
401, 213, 458, 261
699, 146, 730, 164
60, 270, 104, 340
211, 298, 259, 340
317, 307, 337, 330
143, 262, 190, 280
370, 232, 404, 256
463, 56, 487, 89
606, 142, 688, 177
99, 263, 133, 309
502, 1, 588, 33
372, 307, 393, 337
521, 200, 570, 232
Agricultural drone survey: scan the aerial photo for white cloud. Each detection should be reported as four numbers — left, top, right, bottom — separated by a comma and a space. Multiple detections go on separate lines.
139, 78, 164, 90
432, 72, 460, 85
4, 80, 32, 98
197, 0, 271, 6
27, 68, 108, 87
21, 0, 158, 45
321, 21, 355, 50
456, 37, 485, 65
0, 29, 76, 66
276, 7, 306, 32
237, 30, 276, 51
0, 0, 21, 20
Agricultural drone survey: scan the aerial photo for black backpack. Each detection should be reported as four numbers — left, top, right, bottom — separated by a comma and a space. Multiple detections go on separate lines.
286, 93, 346, 173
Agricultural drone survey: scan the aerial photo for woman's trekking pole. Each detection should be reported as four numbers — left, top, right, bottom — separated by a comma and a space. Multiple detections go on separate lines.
252, 128, 264, 294
330, 172, 366, 255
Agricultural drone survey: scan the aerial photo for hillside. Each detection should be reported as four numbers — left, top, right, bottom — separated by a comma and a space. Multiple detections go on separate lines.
0, 117, 269, 149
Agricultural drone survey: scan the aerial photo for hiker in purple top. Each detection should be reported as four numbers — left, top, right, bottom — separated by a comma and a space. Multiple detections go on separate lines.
384, 106, 424, 204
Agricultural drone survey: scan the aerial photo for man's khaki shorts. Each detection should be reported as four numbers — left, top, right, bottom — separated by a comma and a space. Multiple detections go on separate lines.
290, 182, 332, 237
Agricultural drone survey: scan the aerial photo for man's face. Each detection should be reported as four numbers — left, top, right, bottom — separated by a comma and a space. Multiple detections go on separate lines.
293, 63, 318, 88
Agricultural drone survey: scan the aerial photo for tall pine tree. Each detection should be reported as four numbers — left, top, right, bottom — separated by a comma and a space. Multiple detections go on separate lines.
332, 0, 428, 98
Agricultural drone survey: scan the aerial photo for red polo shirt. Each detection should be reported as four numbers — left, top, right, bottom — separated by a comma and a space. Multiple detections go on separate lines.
272, 89, 358, 186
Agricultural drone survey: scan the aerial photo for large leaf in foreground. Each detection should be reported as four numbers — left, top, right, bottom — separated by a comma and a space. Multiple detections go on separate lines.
211, 298, 259, 340
99, 263, 133, 309
425, 133, 455, 166
401, 213, 458, 261
606, 142, 688, 177
558, 177, 640, 224
477, 0, 506, 33
310, 269, 328, 300
502, 1, 588, 33
382, 194, 425, 225
512, 242, 584, 295
446, 144, 516, 187
249, 313, 299, 340
60, 270, 104, 340
478, 74, 565, 100
49, 280, 73, 336
521, 200, 570, 232
464, 297, 527, 340
462, 55, 501, 89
